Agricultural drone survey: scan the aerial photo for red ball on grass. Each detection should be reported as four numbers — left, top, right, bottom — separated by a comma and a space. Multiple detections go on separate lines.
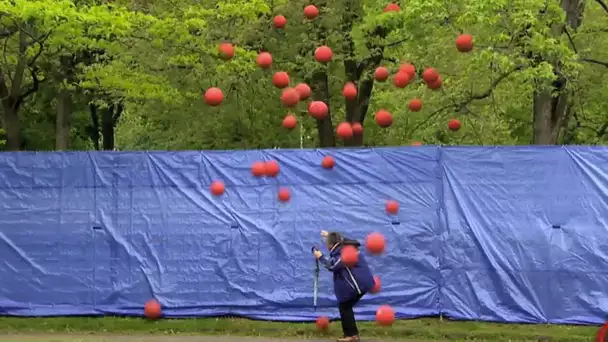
375, 110, 393, 128
272, 71, 290, 88
273, 15, 287, 28
204, 87, 224, 106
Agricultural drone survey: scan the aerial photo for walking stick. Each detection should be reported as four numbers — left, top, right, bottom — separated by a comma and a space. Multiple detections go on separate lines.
312, 247, 320, 310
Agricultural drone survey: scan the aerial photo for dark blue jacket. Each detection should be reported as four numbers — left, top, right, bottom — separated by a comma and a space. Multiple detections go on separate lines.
319, 238, 375, 303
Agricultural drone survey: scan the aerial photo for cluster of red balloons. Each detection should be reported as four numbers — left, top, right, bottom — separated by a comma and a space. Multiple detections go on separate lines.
203, 1, 475, 143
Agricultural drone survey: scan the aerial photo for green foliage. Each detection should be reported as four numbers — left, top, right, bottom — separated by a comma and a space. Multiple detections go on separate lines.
0, 128, 5, 148
2, 0, 607, 150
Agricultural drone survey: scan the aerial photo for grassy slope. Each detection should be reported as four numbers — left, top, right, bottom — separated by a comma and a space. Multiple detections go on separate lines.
0, 316, 601, 341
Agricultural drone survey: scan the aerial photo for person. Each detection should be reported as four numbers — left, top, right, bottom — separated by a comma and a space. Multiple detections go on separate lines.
313, 230, 375, 342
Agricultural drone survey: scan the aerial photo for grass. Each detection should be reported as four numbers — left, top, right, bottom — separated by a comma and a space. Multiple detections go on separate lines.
0, 316, 602, 341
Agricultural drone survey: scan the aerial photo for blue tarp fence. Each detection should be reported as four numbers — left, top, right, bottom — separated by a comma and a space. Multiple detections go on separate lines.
0, 146, 607, 324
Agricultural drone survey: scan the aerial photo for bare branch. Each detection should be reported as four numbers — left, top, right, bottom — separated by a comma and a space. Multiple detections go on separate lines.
581, 58, 608, 68
595, 0, 608, 14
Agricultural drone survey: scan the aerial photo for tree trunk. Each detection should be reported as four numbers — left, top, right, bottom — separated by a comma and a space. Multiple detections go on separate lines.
101, 102, 123, 150
55, 89, 71, 150
1, 99, 21, 151
532, 0, 585, 144
89, 103, 101, 150
311, 69, 335, 147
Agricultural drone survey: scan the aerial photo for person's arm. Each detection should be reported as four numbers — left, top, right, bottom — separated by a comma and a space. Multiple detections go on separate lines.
318, 253, 345, 272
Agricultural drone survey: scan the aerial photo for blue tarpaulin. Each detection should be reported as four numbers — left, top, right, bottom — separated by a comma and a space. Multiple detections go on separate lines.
0, 146, 607, 324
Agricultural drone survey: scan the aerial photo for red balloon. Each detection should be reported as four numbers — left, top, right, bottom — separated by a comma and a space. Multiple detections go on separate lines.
366, 232, 386, 255
210, 181, 225, 196
273, 15, 286, 28
375, 110, 393, 128
427, 76, 442, 90
251, 162, 266, 177
448, 119, 461, 131
336, 122, 353, 140
204, 87, 224, 106
422, 68, 439, 83
408, 98, 422, 112
386, 200, 399, 214
295, 83, 311, 100
256, 52, 273, 69
218, 43, 234, 60
281, 88, 300, 107
316, 316, 330, 331
342, 82, 357, 100
351, 122, 363, 135
456, 33, 473, 52
383, 3, 401, 12
376, 305, 395, 326
341, 245, 359, 267
370, 275, 381, 293
144, 299, 162, 320
375, 67, 389, 81
308, 101, 328, 119
393, 71, 410, 88
265, 160, 280, 177
411, 141, 423, 146
272, 71, 290, 88
399, 63, 416, 78
304, 5, 319, 19
314, 46, 333, 63
278, 187, 290, 202
282, 114, 297, 129
322, 155, 335, 169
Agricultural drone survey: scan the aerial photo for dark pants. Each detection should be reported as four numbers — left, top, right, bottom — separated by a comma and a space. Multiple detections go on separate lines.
338, 294, 363, 337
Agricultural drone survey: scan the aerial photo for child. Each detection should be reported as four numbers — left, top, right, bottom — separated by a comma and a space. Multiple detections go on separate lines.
313, 230, 375, 342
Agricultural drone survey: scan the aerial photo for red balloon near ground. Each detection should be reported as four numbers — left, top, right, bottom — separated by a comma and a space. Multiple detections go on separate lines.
448, 119, 461, 131
384, 3, 401, 12
256, 52, 273, 69
393, 71, 410, 88
341, 245, 359, 267
273, 15, 287, 28
144, 299, 162, 320
210, 181, 225, 196
411, 141, 423, 146
336, 122, 353, 140
375, 110, 393, 128
399, 63, 416, 78
456, 33, 473, 52
251, 161, 266, 177
376, 305, 395, 326
370, 275, 381, 293
322, 155, 335, 169
314, 46, 333, 63
422, 68, 439, 83
204, 87, 224, 106
308, 101, 329, 119
304, 5, 319, 20
316, 316, 330, 331
295, 83, 311, 100
408, 98, 422, 112
342, 82, 357, 100
366, 232, 386, 255
281, 88, 300, 107
278, 187, 290, 202
218, 43, 234, 60
272, 71, 290, 88
386, 200, 399, 214
375, 67, 390, 81
282, 114, 297, 129
427, 76, 442, 90
351, 122, 363, 135
265, 160, 280, 177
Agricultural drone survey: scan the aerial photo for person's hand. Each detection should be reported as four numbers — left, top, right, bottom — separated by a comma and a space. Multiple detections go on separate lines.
313, 250, 323, 259
320, 230, 328, 238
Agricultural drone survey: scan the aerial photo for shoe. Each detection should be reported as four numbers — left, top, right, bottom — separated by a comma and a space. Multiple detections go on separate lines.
336, 336, 360, 342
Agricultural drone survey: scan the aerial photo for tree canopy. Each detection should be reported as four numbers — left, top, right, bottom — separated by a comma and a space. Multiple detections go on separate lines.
0, 0, 606, 151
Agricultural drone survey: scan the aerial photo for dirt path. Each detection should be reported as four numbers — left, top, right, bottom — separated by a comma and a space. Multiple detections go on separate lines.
0, 335, 405, 342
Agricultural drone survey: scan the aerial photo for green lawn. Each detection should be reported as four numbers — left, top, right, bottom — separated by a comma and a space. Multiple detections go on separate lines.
0, 316, 602, 341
